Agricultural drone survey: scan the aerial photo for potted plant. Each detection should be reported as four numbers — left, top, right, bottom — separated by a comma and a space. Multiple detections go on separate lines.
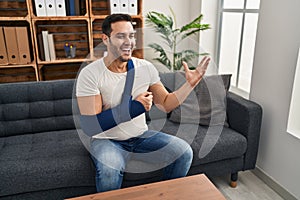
146, 9, 210, 71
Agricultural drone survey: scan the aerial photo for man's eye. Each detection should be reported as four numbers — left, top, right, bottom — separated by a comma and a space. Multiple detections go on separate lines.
117, 35, 125, 39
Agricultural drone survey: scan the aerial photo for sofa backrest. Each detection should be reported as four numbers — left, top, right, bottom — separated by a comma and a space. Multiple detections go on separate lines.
159, 72, 175, 91
0, 73, 175, 137
0, 79, 76, 137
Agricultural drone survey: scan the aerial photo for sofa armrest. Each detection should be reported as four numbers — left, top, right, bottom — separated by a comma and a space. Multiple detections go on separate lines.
226, 92, 263, 170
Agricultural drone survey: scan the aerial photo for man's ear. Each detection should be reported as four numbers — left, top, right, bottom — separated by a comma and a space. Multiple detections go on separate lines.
102, 34, 109, 46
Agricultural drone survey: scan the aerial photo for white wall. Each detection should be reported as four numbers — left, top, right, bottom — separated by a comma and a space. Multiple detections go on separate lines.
250, 0, 300, 198
199, 0, 218, 61
142, 0, 202, 71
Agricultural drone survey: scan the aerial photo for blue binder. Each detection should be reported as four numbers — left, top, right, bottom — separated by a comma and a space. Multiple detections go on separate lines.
69, 0, 76, 16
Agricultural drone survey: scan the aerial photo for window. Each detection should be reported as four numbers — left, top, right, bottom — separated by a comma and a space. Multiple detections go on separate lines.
217, 0, 260, 94
287, 48, 300, 139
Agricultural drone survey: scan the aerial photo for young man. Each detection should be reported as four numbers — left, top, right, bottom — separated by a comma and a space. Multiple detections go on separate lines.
76, 14, 210, 192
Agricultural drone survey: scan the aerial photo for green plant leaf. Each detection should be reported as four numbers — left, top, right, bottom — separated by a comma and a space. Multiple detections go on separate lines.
180, 14, 203, 32
146, 11, 173, 30
181, 24, 210, 41
179, 14, 210, 41
148, 43, 172, 69
146, 9, 210, 71
146, 11, 174, 47
173, 50, 200, 70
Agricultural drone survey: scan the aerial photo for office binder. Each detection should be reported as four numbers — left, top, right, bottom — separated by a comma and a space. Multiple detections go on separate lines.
55, 0, 66, 16
42, 31, 50, 61
47, 34, 56, 60
34, 0, 47, 16
45, 0, 57, 16
128, 0, 137, 15
79, 0, 86, 15
3, 27, 20, 64
69, 0, 76, 16
0, 27, 8, 65
37, 33, 45, 61
16, 27, 31, 64
110, 0, 120, 14
74, 0, 80, 15
119, 0, 128, 14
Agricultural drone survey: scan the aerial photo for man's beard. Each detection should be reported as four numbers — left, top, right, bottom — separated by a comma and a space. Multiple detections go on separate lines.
109, 40, 134, 62
118, 55, 130, 62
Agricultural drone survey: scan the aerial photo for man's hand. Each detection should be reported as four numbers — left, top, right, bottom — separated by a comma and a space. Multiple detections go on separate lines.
135, 92, 153, 111
182, 56, 210, 87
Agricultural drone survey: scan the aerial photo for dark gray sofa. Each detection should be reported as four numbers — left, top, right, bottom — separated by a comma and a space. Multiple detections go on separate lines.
0, 72, 262, 200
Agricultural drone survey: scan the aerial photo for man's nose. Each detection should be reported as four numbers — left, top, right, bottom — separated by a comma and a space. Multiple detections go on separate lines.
124, 36, 131, 44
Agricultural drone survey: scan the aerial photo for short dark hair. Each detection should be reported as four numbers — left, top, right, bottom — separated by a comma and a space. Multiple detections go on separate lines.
102, 14, 133, 36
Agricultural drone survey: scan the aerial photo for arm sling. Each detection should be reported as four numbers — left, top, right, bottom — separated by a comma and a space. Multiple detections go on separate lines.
79, 59, 146, 137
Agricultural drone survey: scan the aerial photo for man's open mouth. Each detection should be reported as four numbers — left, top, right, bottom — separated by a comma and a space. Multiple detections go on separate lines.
121, 47, 132, 54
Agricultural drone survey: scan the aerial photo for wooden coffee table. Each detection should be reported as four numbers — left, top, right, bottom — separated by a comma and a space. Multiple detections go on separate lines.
66, 174, 226, 200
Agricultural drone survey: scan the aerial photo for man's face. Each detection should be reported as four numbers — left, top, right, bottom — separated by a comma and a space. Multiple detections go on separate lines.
106, 21, 136, 62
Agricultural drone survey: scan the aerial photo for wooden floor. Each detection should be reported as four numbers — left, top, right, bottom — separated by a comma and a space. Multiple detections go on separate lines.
210, 171, 284, 200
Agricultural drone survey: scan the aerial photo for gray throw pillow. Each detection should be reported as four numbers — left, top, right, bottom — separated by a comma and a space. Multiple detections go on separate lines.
169, 72, 231, 127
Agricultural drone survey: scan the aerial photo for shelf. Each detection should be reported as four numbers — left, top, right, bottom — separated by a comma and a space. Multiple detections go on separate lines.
29, 0, 89, 18
0, 22, 36, 69
0, 64, 38, 83
90, 15, 143, 21
89, 0, 109, 16
0, 16, 30, 21
38, 62, 88, 81
38, 57, 93, 65
0, 0, 143, 83
0, 0, 29, 18
33, 19, 90, 62
90, 15, 108, 20
0, 63, 36, 68
31, 16, 89, 21
89, 0, 143, 17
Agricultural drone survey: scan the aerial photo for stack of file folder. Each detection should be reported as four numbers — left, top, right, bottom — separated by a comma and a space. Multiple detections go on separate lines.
38, 30, 56, 61
34, 0, 86, 16
0, 26, 31, 65
110, 0, 138, 15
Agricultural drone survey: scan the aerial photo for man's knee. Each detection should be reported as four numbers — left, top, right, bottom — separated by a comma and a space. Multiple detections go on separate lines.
182, 144, 193, 162
91, 140, 128, 171
173, 137, 193, 162
92, 151, 127, 172
95, 164, 124, 178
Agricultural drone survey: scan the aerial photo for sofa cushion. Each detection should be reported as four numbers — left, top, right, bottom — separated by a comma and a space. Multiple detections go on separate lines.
159, 72, 175, 91
0, 80, 76, 137
122, 119, 247, 181
150, 119, 247, 166
0, 130, 95, 197
0, 115, 75, 138
169, 72, 231, 126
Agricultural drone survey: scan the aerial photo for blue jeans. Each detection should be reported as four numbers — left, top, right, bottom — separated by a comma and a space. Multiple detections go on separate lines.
90, 130, 193, 192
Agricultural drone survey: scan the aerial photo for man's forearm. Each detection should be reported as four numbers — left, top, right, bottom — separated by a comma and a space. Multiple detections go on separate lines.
79, 98, 145, 137
160, 81, 194, 113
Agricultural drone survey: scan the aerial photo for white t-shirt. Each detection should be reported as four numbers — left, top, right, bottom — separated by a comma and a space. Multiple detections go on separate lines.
76, 57, 160, 140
